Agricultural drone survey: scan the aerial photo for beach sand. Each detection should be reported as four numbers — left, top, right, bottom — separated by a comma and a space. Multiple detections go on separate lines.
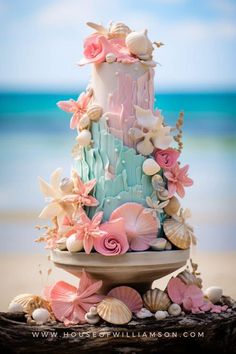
0, 251, 235, 311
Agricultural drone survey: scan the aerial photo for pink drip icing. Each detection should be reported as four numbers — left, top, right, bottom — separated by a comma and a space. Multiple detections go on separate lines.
106, 68, 155, 147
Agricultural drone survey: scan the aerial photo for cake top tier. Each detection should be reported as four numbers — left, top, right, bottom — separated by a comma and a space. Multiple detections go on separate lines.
78, 21, 163, 67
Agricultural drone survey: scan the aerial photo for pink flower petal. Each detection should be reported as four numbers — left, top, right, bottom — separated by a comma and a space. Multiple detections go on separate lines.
167, 278, 187, 304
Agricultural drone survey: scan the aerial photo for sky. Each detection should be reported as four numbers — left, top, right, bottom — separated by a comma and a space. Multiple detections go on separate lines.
0, 0, 236, 92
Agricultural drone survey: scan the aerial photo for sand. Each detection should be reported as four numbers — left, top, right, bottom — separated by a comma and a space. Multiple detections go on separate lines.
0, 251, 235, 311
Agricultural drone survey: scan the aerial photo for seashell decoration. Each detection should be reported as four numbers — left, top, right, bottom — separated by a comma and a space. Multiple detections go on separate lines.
204, 286, 223, 304
66, 233, 83, 253
168, 303, 182, 316
177, 269, 202, 288
106, 52, 117, 63
125, 30, 153, 59
97, 297, 132, 325
87, 104, 103, 122
76, 129, 92, 147
163, 209, 197, 250
85, 306, 100, 324
9, 294, 51, 315
56, 237, 67, 251
59, 177, 74, 193
8, 302, 24, 313
164, 196, 180, 216
149, 238, 167, 251
78, 114, 90, 130
109, 22, 131, 38
32, 308, 50, 324
142, 159, 160, 176
108, 286, 143, 313
135, 307, 153, 319
155, 310, 167, 320
165, 241, 172, 250
143, 289, 171, 312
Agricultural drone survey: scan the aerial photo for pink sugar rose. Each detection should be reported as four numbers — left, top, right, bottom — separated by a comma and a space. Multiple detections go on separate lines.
94, 218, 129, 256
79, 33, 138, 66
154, 148, 180, 170
164, 163, 193, 198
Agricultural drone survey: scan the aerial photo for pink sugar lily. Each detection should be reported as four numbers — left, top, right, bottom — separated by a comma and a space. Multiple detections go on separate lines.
57, 91, 91, 129
164, 163, 193, 198
48, 270, 103, 325
62, 170, 99, 208
73, 210, 107, 254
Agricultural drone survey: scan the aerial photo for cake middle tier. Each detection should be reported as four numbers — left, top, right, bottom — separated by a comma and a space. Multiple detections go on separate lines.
90, 62, 155, 147
75, 117, 155, 221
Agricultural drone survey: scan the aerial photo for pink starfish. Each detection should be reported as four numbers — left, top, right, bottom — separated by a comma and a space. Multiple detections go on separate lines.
48, 270, 103, 325
62, 170, 99, 208
57, 91, 91, 129
164, 163, 193, 198
73, 209, 107, 254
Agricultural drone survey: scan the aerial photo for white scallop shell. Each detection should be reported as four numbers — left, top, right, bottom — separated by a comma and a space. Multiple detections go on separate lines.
66, 234, 83, 252
142, 159, 160, 176
97, 297, 132, 325
109, 22, 131, 38
76, 129, 91, 146
87, 105, 103, 121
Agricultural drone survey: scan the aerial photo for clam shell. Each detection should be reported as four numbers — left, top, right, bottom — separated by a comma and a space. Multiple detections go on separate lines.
163, 217, 194, 250
177, 270, 202, 288
110, 22, 131, 38
97, 297, 132, 324
164, 196, 180, 216
87, 104, 103, 121
78, 114, 90, 129
108, 286, 143, 313
9, 294, 51, 315
143, 289, 171, 312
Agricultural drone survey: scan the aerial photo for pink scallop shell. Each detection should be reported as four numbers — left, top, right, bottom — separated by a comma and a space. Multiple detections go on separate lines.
110, 202, 158, 251
108, 286, 143, 313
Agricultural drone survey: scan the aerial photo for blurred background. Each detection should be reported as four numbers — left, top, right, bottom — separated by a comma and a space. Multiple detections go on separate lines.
0, 0, 236, 309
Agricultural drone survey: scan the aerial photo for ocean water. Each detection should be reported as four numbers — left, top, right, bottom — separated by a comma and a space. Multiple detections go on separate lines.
0, 92, 236, 252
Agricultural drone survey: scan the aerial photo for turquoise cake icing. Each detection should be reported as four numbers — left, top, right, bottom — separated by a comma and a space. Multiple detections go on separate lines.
75, 117, 153, 220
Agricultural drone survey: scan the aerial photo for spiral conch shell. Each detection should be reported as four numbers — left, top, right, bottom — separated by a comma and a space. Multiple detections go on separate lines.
143, 289, 171, 312
97, 297, 132, 324
87, 104, 103, 122
125, 29, 153, 59
9, 294, 51, 315
163, 209, 197, 250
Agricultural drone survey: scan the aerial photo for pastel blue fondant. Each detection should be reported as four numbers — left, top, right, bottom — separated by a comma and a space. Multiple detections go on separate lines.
75, 117, 154, 220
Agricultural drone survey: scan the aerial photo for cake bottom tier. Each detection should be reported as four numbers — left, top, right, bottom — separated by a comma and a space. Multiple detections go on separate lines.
50, 249, 190, 294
